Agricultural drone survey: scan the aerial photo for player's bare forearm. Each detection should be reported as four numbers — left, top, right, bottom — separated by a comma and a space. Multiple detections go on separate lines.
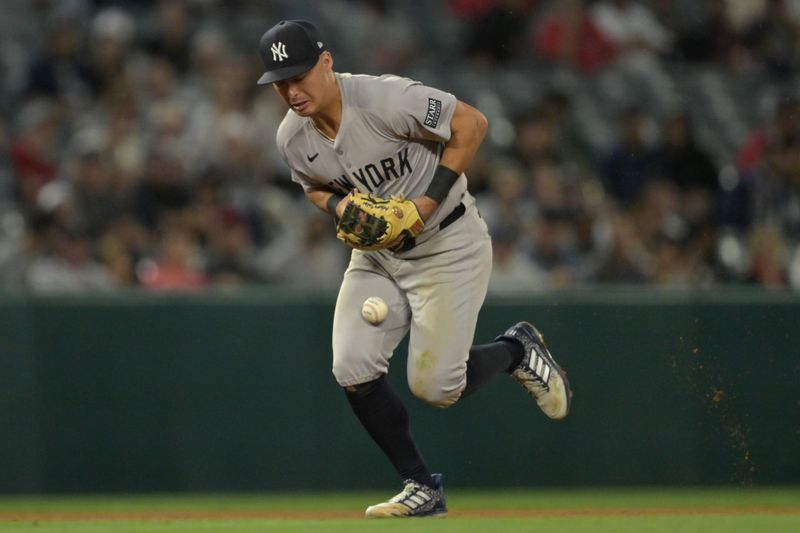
305, 188, 332, 212
412, 196, 439, 220
305, 188, 349, 218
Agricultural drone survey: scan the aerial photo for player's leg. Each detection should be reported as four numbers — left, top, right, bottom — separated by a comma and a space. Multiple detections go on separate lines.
402, 205, 572, 415
401, 205, 501, 406
401, 204, 538, 404
332, 252, 435, 492
460, 338, 524, 398
332, 254, 409, 386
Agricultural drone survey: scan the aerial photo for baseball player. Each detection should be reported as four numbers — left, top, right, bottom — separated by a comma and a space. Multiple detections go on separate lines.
258, 20, 573, 518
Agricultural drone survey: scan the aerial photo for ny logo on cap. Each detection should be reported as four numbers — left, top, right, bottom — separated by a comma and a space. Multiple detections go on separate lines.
271, 42, 288, 62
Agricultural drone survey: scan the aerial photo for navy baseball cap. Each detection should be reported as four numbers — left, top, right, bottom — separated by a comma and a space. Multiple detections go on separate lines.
257, 20, 327, 85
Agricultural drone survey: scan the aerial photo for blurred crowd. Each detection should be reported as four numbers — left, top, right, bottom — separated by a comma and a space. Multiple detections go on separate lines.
0, 0, 799, 293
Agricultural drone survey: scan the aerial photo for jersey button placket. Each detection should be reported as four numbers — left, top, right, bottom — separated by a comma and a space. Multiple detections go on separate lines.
333, 147, 350, 170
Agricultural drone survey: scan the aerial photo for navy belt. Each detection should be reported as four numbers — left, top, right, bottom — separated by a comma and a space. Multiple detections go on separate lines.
395, 203, 466, 253
438, 202, 466, 231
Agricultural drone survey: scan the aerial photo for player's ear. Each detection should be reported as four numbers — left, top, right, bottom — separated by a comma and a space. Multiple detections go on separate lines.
320, 51, 333, 70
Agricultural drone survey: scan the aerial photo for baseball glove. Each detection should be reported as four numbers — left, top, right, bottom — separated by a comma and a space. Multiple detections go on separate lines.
336, 191, 425, 251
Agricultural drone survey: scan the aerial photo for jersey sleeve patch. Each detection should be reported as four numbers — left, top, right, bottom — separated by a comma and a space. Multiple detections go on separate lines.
424, 98, 442, 128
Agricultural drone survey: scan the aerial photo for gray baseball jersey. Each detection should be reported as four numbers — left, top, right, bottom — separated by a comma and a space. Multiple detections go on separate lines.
276, 73, 466, 234
276, 72, 492, 407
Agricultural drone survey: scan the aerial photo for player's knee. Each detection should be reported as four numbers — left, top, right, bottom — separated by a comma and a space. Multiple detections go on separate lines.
407, 354, 466, 407
408, 381, 462, 408
331, 356, 382, 388
331, 359, 349, 386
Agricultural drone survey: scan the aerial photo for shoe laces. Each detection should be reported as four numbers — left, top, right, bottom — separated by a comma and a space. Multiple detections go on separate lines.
519, 369, 550, 392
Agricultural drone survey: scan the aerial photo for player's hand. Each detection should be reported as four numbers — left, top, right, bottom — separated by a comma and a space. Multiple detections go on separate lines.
335, 192, 353, 219
411, 196, 439, 221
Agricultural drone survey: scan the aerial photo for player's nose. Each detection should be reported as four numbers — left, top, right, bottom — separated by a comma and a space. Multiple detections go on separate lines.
286, 81, 302, 97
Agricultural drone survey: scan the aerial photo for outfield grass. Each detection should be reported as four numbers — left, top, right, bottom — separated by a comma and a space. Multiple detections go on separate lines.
0, 487, 798, 532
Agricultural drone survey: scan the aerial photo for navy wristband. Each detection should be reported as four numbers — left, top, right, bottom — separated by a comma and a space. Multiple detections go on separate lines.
424, 165, 460, 204
327, 193, 344, 217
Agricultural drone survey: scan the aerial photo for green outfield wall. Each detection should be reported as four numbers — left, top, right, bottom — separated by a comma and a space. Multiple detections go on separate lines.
1, 287, 798, 493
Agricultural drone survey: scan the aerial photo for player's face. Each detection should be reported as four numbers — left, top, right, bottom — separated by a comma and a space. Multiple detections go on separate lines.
272, 52, 334, 117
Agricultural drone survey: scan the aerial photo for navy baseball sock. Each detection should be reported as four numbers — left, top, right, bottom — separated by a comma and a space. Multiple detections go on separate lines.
344, 376, 434, 488
462, 340, 524, 398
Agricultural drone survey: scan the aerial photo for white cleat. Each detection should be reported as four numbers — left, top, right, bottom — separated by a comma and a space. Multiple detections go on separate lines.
497, 321, 573, 419
365, 473, 447, 518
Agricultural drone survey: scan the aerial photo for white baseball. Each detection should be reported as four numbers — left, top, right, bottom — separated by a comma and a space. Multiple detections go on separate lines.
361, 296, 388, 325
